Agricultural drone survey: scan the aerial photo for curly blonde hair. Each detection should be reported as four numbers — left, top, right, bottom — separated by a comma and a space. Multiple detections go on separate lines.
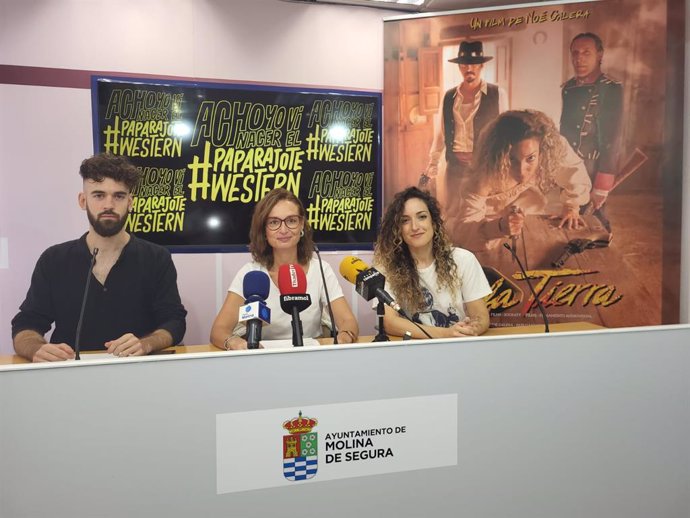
374, 187, 460, 313
470, 109, 566, 193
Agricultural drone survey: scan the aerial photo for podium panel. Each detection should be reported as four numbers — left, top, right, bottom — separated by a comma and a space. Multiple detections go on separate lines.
1, 326, 689, 518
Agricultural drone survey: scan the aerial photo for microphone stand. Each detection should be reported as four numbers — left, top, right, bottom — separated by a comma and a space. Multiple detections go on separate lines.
75, 247, 99, 360
314, 245, 338, 344
291, 307, 304, 347
373, 300, 389, 342
372, 297, 433, 340
245, 314, 261, 350
502, 243, 550, 333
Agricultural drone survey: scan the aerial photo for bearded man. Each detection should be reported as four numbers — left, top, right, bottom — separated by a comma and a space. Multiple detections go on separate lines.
12, 153, 187, 362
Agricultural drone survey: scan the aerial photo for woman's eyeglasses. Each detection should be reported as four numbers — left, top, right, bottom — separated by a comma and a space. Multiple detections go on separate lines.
266, 215, 302, 231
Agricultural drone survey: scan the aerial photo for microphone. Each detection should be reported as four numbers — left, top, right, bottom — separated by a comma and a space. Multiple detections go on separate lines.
314, 244, 338, 344
339, 256, 433, 339
277, 263, 312, 347
338, 256, 406, 317
241, 271, 271, 349
502, 243, 550, 332
75, 247, 99, 360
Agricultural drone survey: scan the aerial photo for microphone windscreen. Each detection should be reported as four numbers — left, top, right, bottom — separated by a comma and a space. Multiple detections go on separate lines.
277, 263, 307, 294
339, 256, 369, 284
243, 270, 270, 301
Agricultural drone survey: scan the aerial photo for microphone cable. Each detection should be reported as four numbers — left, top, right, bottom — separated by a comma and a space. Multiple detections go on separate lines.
409, 318, 433, 340
520, 228, 530, 271
503, 243, 550, 332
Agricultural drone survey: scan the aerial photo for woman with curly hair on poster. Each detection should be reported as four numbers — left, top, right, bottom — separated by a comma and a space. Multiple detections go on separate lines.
454, 109, 592, 251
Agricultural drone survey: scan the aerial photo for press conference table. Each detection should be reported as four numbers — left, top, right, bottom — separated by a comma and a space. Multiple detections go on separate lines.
0, 322, 601, 365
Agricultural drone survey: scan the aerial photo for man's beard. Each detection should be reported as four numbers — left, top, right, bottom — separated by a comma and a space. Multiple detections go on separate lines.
86, 207, 127, 237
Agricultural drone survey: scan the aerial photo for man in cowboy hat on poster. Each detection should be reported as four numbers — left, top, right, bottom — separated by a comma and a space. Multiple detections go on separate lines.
425, 40, 508, 212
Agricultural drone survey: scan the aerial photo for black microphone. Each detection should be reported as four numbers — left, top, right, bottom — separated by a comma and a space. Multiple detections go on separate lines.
339, 256, 433, 340
74, 247, 99, 360
502, 243, 550, 332
338, 256, 406, 316
313, 244, 338, 344
241, 271, 271, 349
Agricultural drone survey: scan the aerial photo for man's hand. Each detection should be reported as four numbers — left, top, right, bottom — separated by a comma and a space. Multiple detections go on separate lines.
13, 330, 74, 362
590, 189, 608, 210
592, 172, 614, 209
33, 343, 75, 362
105, 333, 150, 357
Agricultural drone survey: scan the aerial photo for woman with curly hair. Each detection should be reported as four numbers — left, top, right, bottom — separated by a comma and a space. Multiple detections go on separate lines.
374, 187, 491, 339
210, 188, 358, 350
454, 109, 591, 250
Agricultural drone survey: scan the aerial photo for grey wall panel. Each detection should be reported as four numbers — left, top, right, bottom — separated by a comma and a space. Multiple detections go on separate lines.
1, 326, 689, 517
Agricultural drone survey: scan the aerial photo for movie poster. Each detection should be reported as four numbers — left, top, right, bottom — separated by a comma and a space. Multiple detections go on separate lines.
383, 0, 683, 328
93, 78, 381, 251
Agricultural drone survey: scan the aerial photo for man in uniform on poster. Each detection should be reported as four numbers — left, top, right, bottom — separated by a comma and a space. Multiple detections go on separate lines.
425, 40, 508, 213
561, 32, 623, 233
11, 153, 187, 362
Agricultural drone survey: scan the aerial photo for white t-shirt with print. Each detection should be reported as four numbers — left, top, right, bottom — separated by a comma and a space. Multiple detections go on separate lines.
229, 257, 344, 340
379, 247, 491, 328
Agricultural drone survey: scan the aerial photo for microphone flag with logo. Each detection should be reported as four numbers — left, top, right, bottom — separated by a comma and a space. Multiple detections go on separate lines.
277, 263, 311, 346
241, 270, 271, 349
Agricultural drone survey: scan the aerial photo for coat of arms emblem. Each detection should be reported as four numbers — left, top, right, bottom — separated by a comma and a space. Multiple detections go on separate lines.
282, 411, 318, 481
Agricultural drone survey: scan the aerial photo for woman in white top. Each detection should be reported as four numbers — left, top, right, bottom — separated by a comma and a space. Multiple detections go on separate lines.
374, 187, 491, 339
210, 188, 358, 350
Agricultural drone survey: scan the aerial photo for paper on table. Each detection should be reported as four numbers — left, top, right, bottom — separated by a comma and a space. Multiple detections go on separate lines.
74, 353, 120, 360
259, 338, 320, 349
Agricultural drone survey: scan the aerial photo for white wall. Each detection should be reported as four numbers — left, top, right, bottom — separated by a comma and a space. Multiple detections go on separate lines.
0, 0, 390, 354
0, 0, 688, 355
